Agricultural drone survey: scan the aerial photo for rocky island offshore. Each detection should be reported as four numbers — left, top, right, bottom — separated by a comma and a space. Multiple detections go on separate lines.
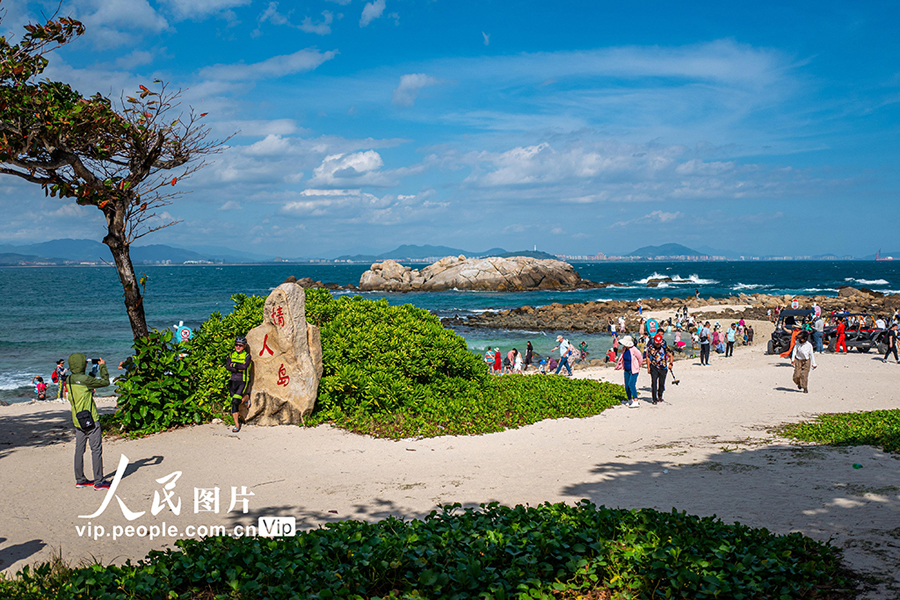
358, 255, 621, 292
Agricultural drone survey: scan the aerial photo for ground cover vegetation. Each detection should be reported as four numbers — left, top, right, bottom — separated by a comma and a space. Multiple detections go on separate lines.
106, 290, 624, 437
0, 501, 854, 600
780, 409, 900, 453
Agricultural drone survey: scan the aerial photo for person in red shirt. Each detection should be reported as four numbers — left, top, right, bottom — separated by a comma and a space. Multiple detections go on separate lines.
835, 318, 848, 353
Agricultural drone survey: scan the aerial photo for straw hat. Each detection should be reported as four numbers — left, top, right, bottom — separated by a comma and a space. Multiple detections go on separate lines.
620, 335, 635, 348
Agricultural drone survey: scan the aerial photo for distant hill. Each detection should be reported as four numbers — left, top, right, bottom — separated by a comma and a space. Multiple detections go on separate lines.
335, 245, 510, 262
628, 243, 701, 258
0, 239, 275, 264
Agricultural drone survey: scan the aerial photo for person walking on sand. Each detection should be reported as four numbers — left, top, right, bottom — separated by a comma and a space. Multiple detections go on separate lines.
615, 336, 642, 408
226, 336, 253, 433
791, 331, 817, 393
67, 353, 111, 489
524, 341, 534, 371
835, 317, 848, 354
552, 335, 574, 376
883, 323, 899, 364
643, 333, 673, 404
699, 321, 712, 365
725, 323, 737, 357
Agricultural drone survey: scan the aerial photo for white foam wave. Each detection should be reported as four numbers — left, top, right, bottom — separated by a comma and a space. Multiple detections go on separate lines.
733, 283, 765, 290
802, 288, 839, 292
633, 272, 718, 285
0, 372, 34, 391
844, 278, 889, 285
875, 289, 900, 294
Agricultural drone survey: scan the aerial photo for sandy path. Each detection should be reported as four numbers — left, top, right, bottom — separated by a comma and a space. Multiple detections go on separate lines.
1, 321, 899, 597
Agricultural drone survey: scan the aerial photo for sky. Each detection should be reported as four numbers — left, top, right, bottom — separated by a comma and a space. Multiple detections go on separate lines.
2, 0, 900, 259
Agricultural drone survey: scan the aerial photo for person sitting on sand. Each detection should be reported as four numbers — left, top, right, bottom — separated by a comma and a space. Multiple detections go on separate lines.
32, 376, 47, 401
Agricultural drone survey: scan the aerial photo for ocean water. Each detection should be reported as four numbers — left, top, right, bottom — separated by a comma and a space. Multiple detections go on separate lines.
2, 261, 898, 403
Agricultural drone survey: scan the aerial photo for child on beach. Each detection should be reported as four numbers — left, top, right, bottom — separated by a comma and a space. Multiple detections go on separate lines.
32, 376, 47, 400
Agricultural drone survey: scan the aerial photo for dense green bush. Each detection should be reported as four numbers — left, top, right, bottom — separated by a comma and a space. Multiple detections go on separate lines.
780, 409, 900, 453
182, 294, 265, 414
0, 501, 853, 599
111, 290, 623, 437
107, 329, 205, 434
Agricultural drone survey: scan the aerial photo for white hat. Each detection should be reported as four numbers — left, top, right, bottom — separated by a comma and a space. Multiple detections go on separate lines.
620, 335, 635, 348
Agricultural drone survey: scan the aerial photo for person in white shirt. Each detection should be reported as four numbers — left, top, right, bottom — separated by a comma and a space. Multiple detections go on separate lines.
551, 335, 573, 376
790, 331, 817, 393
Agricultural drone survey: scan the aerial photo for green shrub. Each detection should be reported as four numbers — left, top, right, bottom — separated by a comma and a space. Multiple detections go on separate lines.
779, 409, 900, 453
0, 501, 853, 599
112, 290, 624, 438
107, 329, 204, 434
182, 294, 265, 414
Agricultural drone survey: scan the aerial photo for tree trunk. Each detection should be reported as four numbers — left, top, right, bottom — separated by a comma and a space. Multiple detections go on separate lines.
105, 236, 149, 340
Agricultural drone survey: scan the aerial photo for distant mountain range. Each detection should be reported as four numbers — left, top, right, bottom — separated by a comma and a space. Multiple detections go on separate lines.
336, 244, 507, 262
0, 239, 275, 265
627, 243, 702, 258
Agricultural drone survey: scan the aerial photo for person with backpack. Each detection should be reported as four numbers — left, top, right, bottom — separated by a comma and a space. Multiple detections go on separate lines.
32, 376, 47, 400
67, 353, 111, 489
52, 359, 69, 400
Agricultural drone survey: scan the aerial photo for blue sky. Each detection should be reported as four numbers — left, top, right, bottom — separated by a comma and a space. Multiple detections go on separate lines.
2, 0, 899, 258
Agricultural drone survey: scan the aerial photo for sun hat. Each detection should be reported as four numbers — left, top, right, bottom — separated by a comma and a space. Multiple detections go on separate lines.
620, 335, 635, 348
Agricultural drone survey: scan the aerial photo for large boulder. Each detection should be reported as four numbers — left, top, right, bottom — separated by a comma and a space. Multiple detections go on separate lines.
245, 283, 323, 425
358, 255, 583, 291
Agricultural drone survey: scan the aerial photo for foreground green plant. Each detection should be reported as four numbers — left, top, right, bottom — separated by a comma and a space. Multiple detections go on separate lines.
0, 501, 854, 600
780, 409, 900, 453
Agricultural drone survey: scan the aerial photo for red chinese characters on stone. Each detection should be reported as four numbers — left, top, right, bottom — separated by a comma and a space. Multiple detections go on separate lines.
276, 364, 290, 386
259, 334, 274, 357
271, 305, 285, 327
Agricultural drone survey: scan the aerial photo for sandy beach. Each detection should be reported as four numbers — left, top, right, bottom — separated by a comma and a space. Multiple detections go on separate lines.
1, 317, 899, 598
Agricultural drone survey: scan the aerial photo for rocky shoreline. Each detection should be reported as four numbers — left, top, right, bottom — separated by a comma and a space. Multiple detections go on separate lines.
441, 287, 900, 334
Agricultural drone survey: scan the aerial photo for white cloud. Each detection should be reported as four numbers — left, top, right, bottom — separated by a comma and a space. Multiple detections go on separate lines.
612, 210, 684, 228
114, 49, 156, 69
300, 11, 334, 35
199, 49, 338, 81
326, 0, 353, 4
219, 201, 243, 210
482, 32, 490, 46
159, 0, 252, 21
309, 150, 388, 186
75, 0, 168, 48
392, 73, 439, 106
359, 0, 385, 27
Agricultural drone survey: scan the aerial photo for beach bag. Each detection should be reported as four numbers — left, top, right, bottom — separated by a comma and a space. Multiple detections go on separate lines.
51, 370, 59, 383
75, 410, 95, 430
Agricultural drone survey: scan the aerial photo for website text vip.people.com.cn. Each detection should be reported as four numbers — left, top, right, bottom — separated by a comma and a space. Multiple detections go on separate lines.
76, 516, 297, 541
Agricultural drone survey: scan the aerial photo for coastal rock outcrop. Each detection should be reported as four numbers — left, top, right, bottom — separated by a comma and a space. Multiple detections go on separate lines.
245, 283, 323, 426
358, 255, 610, 292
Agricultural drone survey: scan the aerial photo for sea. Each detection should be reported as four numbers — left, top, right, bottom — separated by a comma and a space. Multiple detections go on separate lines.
2, 261, 898, 404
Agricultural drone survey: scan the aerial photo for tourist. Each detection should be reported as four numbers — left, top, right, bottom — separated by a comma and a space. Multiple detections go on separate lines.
539, 358, 548, 373
643, 333, 673, 405
493, 348, 502, 374
506, 348, 516, 374
883, 323, 899, 364
835, 318, 848, 354
483, 347, 495, 368
67, 353, 110, 489
618, 315, 626, 334
746, 324, 754, 345
226, 336, 253, 433
579, 341, 588, 360
699, 321, 712, 365
524, 341, 534, 370
513, 349, 523, 373
674, 327, 686, 352
790, 331, 817, 393
637, 299, 643, 316
615, 336, 642, 408
812, 315, 824, 352
725, 323, 736, 357
53, 359, 69, 400
605, 347, 616, 363
551, 335, 574, 376
32, 376, 47, 401
608, 317, 616, 337
695, 288, 700, 299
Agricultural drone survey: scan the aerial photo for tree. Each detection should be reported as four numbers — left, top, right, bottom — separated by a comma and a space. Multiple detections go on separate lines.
0, 11, 224, 339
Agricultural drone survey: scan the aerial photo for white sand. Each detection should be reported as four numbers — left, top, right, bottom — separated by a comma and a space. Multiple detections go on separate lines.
1, 320, 899, 598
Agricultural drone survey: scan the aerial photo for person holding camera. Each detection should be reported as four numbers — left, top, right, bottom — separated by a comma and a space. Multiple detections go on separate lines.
67, 353, 110, 490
